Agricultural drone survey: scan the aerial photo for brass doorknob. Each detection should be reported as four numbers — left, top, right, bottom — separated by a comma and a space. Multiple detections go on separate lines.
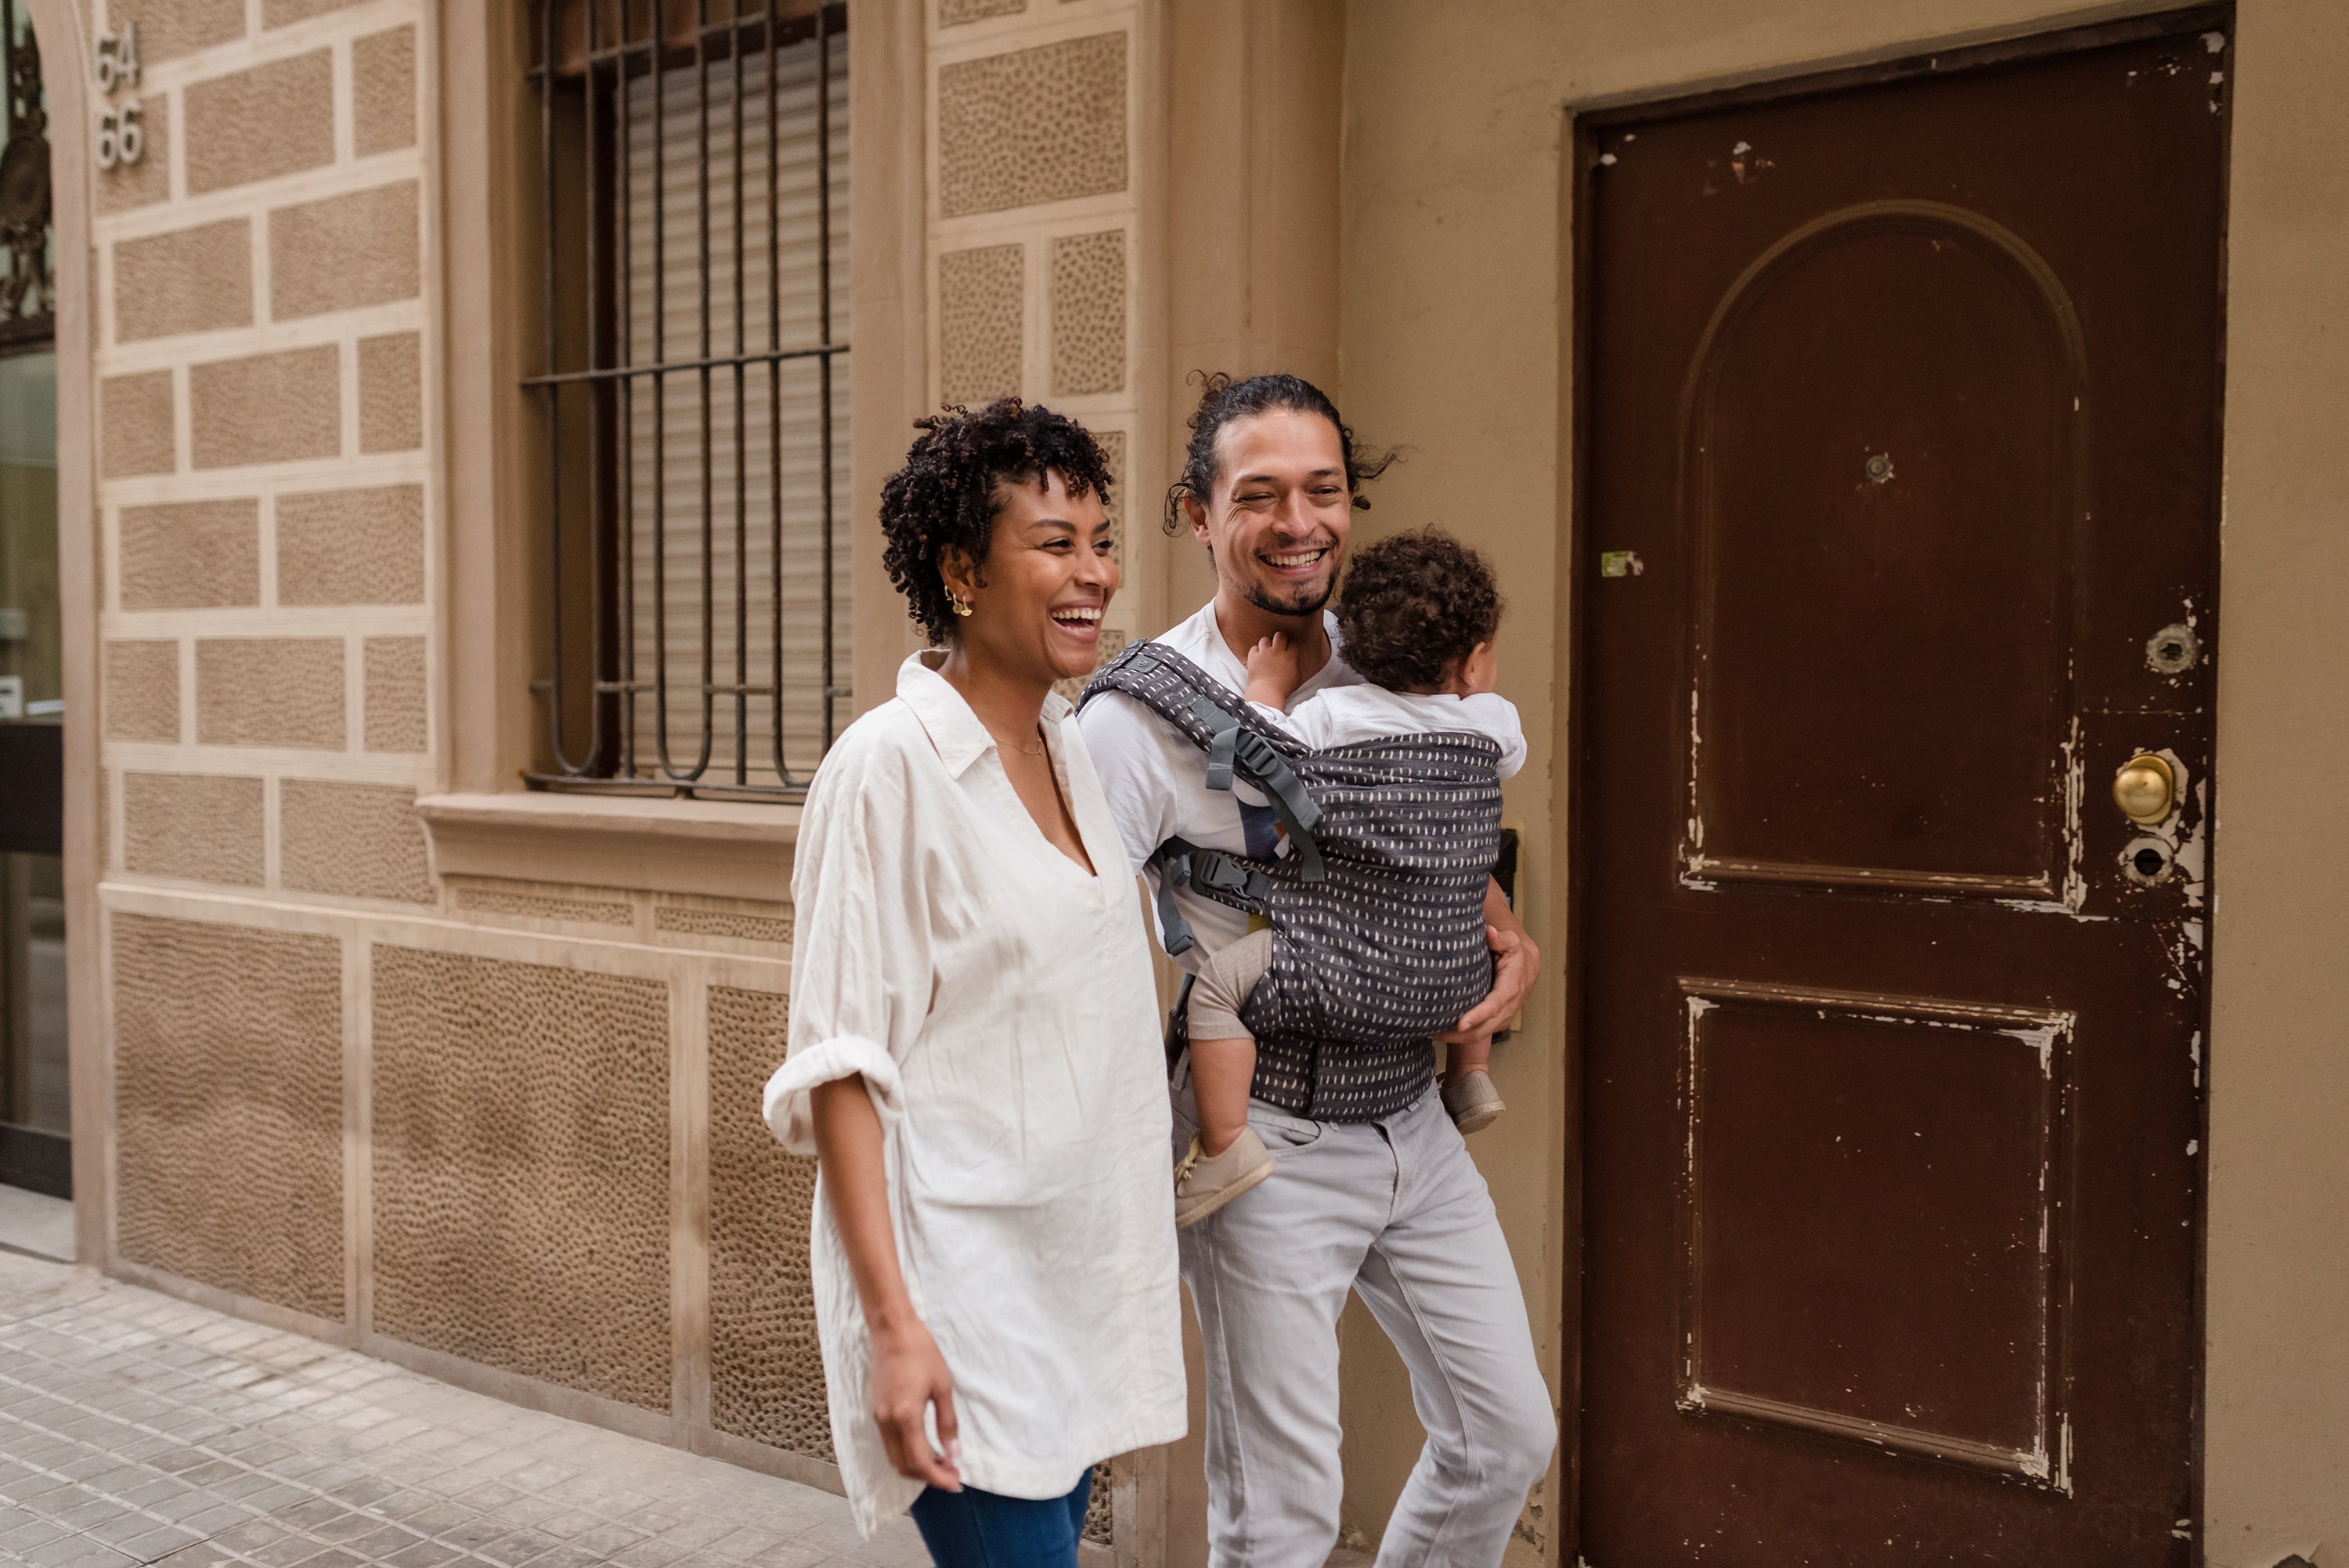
2113, 753, 2177, 826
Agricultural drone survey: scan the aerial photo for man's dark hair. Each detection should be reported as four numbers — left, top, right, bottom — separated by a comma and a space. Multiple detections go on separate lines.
880, 398, 1113, 644
1162, 371, 1395, 535
1335, 528, 1503, 692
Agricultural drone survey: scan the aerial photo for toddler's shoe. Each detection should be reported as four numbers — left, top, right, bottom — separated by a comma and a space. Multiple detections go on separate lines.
1174, 1127, 1275, 1227
1443, 1069, 1506, 1134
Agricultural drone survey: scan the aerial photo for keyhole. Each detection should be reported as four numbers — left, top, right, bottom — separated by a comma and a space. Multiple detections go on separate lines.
2133, 847, 2167, 878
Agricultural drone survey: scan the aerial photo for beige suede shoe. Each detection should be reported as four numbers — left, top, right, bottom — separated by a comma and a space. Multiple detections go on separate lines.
1443, 1069, 1506, 1134
1174, 1127, 1276, 1227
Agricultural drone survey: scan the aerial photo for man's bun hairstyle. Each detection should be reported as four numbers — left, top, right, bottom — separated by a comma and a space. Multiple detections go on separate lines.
879, 398, 1113, 644
1162, 371, 1395, 535
1335, 528, 1503, 692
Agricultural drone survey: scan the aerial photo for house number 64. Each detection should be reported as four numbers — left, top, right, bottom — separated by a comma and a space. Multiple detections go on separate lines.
92, 23, 145, 171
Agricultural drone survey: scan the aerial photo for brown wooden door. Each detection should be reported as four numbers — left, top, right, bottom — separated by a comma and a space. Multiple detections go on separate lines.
1573, 19, 2225, 1565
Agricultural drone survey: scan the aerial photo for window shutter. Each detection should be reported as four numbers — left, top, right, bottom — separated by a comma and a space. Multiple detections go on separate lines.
624, 31, 848, 788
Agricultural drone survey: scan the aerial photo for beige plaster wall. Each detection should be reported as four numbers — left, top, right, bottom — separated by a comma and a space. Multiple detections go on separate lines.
1336, 6, 1571, 1559
2202, 4, 2349, 1561
1337, 0, 2349, 1563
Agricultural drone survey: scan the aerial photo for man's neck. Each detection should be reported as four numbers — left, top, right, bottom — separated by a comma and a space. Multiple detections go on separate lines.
1213, 586, 1332, 687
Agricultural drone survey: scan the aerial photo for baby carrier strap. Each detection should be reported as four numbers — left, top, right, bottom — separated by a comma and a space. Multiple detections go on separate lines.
1078, 642, 1327, 957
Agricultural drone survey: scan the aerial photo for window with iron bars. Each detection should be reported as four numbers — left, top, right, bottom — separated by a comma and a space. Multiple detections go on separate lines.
526, 1, 849, 801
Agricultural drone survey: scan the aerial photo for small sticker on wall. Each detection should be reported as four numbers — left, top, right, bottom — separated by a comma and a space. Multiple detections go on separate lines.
1600, 550, 1644, 579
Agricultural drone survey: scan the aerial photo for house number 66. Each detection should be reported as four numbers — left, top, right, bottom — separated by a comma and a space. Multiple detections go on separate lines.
92, 23, 145, 171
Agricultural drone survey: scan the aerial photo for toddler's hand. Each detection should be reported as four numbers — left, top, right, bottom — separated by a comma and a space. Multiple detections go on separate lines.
1244, 633, 1304, 709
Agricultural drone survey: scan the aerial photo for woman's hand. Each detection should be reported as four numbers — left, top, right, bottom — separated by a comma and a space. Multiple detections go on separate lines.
870, 1316, 962, 1491
811, 1074, 963, 1491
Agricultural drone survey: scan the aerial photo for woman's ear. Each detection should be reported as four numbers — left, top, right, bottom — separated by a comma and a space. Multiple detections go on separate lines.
939, 544, 978, 605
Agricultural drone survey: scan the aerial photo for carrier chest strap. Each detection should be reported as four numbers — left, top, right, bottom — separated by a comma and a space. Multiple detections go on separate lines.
1146, 835, 1270, 957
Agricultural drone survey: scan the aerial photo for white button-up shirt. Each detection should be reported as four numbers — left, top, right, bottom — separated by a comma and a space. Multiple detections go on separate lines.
763, 652, 1185, 1536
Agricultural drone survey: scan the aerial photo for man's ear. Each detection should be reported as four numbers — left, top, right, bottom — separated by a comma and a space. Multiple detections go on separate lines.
1183, 493, 1213, 547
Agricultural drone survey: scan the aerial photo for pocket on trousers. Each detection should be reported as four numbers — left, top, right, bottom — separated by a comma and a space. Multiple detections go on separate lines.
1247, 1106, 1325, 1158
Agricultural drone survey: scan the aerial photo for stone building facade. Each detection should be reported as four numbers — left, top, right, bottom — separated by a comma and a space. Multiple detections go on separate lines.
10, 1, 2345, 1566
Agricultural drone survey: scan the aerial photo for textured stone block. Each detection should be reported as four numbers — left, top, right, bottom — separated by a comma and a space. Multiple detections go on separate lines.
940, 0, 1023, 21
352, 26, 417, 156
264, 0, 364, 23
280, 780, 432, 903
196, 638, 345, 749
269, 182, 420, 321
938, 33, 1127, 217
708, 986, 829, 1455
371, 948, 671, 1410
359, 332, 423, 452
456, 884, 633, 928
114, 218, 252, 342
655, 904, 793, 946
1050, 229, 1125, 396
114, 913, 344, 1320
363, 636, 426, 753
122, 771, 265, 885
117, 498, 259, 610
186, 51, 334, 196
107, 0, 244, 63
190, 345, 339, 468
939, 243, 1023, 406
276, 484, 424, 605
96, 93, 170, 214
105, 640, 181, 743
102, 371, 175, 478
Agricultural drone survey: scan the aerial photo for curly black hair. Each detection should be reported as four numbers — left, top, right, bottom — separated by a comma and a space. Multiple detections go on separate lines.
879, 398, 1114, 644
1162, 372, 1395, 535
1334, 528, 1503, 692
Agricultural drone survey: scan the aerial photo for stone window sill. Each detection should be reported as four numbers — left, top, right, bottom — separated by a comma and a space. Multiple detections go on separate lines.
416, 791, 799, 905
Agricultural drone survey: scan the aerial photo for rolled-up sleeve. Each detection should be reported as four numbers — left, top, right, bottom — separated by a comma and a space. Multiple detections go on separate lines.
763, 744, 929, 1157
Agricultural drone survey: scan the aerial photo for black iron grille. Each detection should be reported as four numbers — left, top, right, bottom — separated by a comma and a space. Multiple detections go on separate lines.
526, 1, 848, 801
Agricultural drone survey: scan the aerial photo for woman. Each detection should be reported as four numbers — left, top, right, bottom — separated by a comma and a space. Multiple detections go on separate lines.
763, 399, 1183, 1564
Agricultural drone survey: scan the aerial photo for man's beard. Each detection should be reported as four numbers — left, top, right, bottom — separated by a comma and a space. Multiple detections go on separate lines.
1243, 575, 1334, 618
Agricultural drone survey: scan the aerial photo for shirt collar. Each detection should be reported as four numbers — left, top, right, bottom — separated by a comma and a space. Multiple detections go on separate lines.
897, 651, 1074, 777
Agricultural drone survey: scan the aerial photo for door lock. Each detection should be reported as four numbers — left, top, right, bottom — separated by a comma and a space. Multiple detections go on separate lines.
2113, 752, 2178, 826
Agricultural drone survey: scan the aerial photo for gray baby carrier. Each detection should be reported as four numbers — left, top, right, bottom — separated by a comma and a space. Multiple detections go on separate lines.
1078, 640, 1503, 1121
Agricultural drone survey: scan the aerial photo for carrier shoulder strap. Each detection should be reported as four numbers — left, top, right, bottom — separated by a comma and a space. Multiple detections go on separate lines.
1079, 641, 1326, 883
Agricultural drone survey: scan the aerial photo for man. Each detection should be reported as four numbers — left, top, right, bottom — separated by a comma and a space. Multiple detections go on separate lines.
1080, 373, 1555, 1566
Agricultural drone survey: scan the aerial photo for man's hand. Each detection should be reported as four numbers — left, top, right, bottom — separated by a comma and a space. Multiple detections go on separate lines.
1438, 879, 1539, 1043
869, 1316, 962, 1491
1243, 633, 1306, 710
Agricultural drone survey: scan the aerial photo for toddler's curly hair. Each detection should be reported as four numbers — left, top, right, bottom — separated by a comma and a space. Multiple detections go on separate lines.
1334, 528, 1503, 692
880, 398, 1114, 644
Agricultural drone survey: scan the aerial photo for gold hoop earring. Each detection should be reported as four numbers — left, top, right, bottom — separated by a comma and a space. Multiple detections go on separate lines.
948, 593, 974, 618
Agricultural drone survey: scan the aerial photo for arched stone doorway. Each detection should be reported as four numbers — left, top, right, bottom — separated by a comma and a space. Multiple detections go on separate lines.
0, 0, 94, 1261
0, 0, 64, 1208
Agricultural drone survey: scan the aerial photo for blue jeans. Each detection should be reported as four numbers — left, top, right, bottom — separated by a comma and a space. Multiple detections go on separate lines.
910, 1470, 1092, 1568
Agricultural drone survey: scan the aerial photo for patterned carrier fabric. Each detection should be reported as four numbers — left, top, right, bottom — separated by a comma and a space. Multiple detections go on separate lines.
1079, 640, 1503, 1122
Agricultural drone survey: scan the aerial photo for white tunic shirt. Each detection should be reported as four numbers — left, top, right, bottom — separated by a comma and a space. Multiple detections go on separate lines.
1077, 602, 1365, 968
763, 652, 1185, 1535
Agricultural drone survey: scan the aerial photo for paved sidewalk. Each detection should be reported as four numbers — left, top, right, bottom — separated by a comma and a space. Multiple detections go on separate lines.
0, 1252, 929, 1568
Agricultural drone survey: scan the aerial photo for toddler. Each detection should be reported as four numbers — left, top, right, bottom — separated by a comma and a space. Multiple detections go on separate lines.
1176, 529, 1525, 1225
